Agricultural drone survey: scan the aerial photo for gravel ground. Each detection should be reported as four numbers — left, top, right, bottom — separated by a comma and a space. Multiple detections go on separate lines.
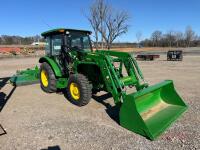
0, 55, 200, 150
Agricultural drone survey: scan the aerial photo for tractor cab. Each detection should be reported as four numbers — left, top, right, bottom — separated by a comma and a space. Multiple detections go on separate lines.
41, 28, 93, 56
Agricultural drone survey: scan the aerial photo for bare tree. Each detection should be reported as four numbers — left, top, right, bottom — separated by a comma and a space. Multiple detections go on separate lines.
85, 1, 101, 49
174, 31, 183, 47
85, 0, 108, 49
185, 26, 195, 47
151, 31, 162, 47
165, 31, 175, 48
102, 9, 129, 49
136, 31, 142, 45
86, 0, 129, 50
97, 0, 108, 49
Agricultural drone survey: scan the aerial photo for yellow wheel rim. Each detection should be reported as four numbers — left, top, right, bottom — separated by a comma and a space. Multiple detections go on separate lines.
70, 82, 80, 100
41, 70, 48, 87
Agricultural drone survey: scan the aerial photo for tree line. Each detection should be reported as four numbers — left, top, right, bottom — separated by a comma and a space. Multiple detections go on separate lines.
0, 35, 44, 45
140, 26, 200, 47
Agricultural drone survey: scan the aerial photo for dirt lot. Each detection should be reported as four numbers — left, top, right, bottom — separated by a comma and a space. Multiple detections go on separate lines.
0, 55, 200, 150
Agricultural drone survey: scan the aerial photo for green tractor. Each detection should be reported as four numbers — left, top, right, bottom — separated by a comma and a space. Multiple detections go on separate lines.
10, 28, 187, 140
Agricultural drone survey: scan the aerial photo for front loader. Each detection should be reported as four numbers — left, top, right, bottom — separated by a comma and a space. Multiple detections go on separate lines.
10, 28, 187, 140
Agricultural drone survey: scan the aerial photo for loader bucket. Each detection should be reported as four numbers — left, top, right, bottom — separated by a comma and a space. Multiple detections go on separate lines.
10, 66, 39, 86
120, 80, 187, 140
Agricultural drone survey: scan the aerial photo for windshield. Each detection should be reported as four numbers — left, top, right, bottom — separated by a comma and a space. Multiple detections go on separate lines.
67, 33, 92, 51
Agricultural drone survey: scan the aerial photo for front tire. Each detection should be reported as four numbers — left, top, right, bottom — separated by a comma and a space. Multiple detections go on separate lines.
40, 62, 57, 93
65, 74, 92, 106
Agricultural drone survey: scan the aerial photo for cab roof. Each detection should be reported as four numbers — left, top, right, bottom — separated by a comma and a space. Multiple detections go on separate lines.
41, 28, 92, 37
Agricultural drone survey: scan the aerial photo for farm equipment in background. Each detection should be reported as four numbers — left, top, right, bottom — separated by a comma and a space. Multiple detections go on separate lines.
136, 54, 160, 61
10, 28, 187, 140
167, 50, 183, 61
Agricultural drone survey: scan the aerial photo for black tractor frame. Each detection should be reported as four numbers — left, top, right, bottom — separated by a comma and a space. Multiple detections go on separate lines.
167, 50, 183, 61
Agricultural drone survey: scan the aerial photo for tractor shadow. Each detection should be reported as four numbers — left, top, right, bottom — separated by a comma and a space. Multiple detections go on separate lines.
0, 124, 7, 136
41, 145, 61, 150
92, 93, 120, 124
0, 77, 10, 90
0, 77, 16, 112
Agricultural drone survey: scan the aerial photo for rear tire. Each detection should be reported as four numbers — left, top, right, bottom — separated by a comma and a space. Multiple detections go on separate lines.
40, 62, 57, 93
65, 74, 92, 106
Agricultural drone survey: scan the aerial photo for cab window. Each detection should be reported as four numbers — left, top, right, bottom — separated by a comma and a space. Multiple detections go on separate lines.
45, 37, 51, 55
68, 33, 91, 51
52, 35, 62, 55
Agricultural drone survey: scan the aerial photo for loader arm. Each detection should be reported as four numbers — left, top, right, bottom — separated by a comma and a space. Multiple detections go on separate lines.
80, 53, 123, 104
84, 50, 148, 104
96, 50, 144, 80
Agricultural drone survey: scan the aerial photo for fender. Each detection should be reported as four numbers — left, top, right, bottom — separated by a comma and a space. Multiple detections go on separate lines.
39, 56, 62, 77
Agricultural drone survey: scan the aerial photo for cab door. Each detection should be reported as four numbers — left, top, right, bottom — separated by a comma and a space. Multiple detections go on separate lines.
51, 35, 63, 56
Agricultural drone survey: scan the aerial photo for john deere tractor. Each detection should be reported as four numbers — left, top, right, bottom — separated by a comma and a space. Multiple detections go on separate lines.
10, 28, 187, 140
